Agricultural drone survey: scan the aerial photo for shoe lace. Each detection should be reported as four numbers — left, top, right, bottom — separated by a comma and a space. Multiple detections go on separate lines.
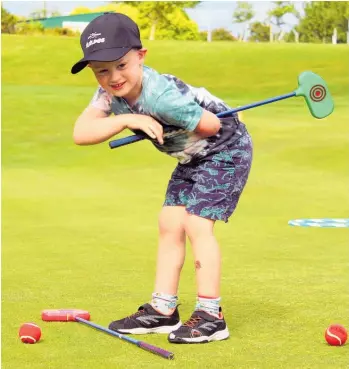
127, 309, 144, 319
184, 316, 201, 328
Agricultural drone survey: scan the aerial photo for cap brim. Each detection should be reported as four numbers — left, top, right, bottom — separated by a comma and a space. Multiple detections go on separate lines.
71, 47, 134, 74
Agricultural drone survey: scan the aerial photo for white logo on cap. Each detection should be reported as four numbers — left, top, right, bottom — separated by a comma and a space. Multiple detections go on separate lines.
86, 37, 105, 48
88, 32, 101, 39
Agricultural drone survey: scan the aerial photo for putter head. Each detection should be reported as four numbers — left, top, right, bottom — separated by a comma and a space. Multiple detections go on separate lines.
295, 71, 334, 119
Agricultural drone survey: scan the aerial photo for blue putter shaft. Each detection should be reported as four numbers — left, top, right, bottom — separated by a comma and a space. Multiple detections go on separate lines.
75, 317, 174, 359
217, 92, 296, 117
76, 317, 139, 343
108, 91, 296, 149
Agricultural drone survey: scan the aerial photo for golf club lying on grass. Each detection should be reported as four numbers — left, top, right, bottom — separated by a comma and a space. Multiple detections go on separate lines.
108, 71, 334, 149
42, 309, 174, 360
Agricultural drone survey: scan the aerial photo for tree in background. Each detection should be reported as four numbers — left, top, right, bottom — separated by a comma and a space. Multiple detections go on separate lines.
152, 7, 200, 41
70, 3, 139, 25
200, 28, 237, 41
268, 1, 299, 28
1, 6, 18, 33
116, 1, 199, 40
249, 21, 270, 42
296, 1, 349, 43
70, 7, 94, 15
91, 3, 139, 22
49, 11, 61, 17
267, 1, 299, 41
282, 28, 299, 43
29, 9, 61, 19
232, 2, 254, 41
71, 2, 200, 41
212, 28, 237, 41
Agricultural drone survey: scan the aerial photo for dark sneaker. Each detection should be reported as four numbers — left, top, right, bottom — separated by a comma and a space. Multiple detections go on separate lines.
168, 308, 229, 344
108, 303, 182, 334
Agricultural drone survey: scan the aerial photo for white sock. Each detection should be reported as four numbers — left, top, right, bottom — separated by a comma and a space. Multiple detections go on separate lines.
195, 296, 221, 317
151, 292, 178, 315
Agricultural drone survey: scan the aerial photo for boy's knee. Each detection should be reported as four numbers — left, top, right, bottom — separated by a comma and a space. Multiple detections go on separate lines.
184, 213, 215, 240
158, 206, 186, 239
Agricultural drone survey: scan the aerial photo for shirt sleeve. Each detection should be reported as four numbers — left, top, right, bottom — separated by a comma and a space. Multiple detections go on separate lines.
89, 86, 113, 116
153, 85, 203, 131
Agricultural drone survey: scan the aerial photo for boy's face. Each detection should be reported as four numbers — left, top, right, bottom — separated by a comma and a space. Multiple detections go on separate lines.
89, 49, 147, 101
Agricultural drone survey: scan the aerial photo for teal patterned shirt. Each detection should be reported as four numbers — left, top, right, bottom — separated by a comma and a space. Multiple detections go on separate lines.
90, 65, 242, 164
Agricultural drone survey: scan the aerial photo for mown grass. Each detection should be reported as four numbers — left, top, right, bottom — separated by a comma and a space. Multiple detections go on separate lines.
2, 35, 349, 369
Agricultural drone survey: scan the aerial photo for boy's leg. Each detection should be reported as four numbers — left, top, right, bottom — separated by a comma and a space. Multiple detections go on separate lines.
109, 162, 194, 335
150, 166, 195, 315
184, 132, 252, 301
168, 214, 229, 344
168, 133, 253, 344
184, 214, 220, 298
150, 206, 187, 315
154, 206, 187, 295
109, 206, 188, 334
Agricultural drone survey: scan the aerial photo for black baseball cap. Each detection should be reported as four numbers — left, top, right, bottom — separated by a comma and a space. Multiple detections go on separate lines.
71, 13, 142, 74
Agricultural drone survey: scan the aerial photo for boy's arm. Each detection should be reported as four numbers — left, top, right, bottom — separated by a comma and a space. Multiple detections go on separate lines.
193, 109, 221, 138
73, 106, 163, 145
154, 88, 221, 139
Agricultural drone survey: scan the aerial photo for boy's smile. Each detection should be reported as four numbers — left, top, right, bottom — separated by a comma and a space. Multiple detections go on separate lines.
110, 81, 126, 91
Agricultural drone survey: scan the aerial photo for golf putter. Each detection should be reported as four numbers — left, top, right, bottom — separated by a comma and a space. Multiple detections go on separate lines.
108, 71, 334, 149
42, 309, 174, 360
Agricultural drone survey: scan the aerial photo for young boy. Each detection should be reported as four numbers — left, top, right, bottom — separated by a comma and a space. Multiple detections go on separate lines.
72, 13, 252, 344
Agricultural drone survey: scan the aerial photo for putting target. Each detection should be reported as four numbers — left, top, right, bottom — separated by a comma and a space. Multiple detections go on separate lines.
310, 85, 326, 102
288, 218, 349, 228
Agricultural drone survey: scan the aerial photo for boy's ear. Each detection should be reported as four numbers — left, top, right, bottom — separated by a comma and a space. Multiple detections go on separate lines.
87, 63, 91, 68
138, 48, 148, 62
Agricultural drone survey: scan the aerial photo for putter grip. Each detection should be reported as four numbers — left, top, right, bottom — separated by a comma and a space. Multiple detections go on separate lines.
109, 133, 146, 148
138, 341, 174, 360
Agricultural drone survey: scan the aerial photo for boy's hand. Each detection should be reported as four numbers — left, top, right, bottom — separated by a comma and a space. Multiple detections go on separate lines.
126, 115, 164, 145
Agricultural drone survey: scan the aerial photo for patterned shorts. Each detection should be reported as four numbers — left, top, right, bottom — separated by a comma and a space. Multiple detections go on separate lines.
164, 133, 253, 222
